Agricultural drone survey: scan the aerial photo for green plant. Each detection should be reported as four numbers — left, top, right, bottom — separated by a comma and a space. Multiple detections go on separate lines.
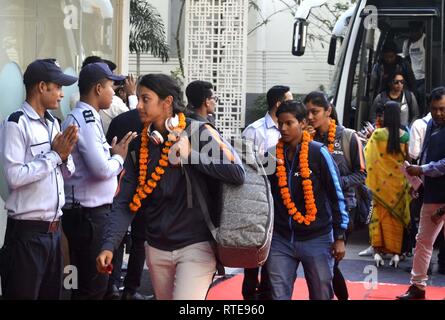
129, 0, 170, 75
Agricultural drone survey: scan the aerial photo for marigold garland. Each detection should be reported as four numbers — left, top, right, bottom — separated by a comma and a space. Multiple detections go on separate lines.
276, 130, 317, 225
129, 113, 186, 213
327, 119, 337, 153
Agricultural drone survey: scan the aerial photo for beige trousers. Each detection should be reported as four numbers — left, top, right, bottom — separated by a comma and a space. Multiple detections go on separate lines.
411, 203, 445, 289
145, 241, 216, 300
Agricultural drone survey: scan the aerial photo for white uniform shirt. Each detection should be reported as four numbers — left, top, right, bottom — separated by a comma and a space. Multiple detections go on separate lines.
242, 112, 281, 154
403, 34, 426, 80
99, 95, 138, 134
0, 102, 75, 221
62, 101, 124, 208
408, 112, 432, 160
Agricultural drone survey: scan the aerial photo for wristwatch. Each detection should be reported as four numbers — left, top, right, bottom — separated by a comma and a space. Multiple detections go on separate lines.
336, 233, 346, 241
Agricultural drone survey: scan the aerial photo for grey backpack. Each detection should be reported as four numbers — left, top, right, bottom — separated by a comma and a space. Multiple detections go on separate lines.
193, 138, 274, 268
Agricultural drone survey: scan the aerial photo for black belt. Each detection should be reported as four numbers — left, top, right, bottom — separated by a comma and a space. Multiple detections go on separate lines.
63, 204, 112, 216
7, 217, 60, 234
65, 203, 112, 211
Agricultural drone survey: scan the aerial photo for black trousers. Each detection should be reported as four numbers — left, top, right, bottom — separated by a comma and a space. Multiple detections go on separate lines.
437, 230, 445, 266
108, 214, 146, 294
242, 266, 271, 300
123, 227, 146, 293
62, 205, 110, 300
332, 227, 351, 301
0, 218, 63, 300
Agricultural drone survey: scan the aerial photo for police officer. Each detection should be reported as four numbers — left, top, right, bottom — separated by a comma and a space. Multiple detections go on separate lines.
0, 59, 78, 299
61, 62, 137, 300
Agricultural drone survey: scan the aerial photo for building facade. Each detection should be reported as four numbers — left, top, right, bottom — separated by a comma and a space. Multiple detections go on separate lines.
129, 0, 342, 130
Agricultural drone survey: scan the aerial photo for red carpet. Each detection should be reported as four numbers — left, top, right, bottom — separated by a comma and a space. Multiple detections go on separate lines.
207, 274, 445, 300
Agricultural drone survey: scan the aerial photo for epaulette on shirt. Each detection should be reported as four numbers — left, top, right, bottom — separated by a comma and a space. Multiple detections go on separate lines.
8, 111, 24, 123
83, 110, 95, 124
249, 118, 264, 129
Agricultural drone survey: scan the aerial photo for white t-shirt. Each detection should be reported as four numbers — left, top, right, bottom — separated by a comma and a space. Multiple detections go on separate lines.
408, 112, 432, 160
403, 34, 425, 80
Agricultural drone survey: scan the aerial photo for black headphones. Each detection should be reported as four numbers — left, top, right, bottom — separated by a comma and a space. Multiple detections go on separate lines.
147, 114, 180, 145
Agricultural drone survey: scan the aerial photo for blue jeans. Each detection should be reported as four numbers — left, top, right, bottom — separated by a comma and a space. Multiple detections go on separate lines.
266, 232, 334, 300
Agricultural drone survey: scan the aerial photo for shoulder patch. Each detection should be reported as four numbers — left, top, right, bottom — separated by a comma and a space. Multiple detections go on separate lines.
83, 110, 95, 124
8, 111, 24, 123
250, 119, 264, 129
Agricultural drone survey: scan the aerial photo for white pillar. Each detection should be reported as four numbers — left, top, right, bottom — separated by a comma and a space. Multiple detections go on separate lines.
184, 0, 249, 139
116, 0, 130, 75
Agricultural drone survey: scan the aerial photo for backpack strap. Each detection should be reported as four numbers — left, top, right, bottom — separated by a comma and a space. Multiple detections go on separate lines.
341, 128, 356, 171
183, 166, 218, 239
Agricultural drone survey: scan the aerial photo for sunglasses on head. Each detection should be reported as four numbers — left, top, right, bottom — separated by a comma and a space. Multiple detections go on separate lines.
392, 79, 405, 85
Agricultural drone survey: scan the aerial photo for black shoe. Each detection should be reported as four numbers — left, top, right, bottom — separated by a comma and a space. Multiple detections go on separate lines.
121, 290, 154, 300
104, 285, 120, 300
396, 285, 425, 300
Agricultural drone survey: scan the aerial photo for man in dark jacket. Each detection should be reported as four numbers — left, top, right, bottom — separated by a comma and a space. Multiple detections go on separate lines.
103, 109, 153, 300
397, 87, 445, 300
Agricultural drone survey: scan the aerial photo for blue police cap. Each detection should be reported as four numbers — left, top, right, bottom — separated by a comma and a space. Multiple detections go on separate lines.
78, 62, 125, 89
23, 58, 78, 87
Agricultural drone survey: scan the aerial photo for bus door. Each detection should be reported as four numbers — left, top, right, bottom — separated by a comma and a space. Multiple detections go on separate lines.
346, 7, 439, 130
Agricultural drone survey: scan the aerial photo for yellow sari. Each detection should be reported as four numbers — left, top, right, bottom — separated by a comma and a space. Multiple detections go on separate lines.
364, 128, 411, 254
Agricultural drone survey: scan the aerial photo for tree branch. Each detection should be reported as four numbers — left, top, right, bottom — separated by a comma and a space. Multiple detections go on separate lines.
175, 0, 186, 78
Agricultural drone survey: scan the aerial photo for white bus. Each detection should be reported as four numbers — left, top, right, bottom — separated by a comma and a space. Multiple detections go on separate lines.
293, 0, 444, 129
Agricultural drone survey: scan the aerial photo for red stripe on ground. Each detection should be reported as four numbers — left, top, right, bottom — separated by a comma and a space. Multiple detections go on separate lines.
207, 274, 445, 300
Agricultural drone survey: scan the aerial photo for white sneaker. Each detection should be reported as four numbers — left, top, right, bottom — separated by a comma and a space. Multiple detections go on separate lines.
358, 245, 374, 257
374, 253, 384, 267
389, 254, 400, 268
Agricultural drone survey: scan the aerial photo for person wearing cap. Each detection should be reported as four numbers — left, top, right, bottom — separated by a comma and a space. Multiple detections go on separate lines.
69, 56, 138, 134
61, 62, 137, 300
0, 58, 78, 299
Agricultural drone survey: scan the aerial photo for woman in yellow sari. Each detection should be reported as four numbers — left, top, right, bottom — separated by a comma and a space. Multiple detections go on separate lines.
365, 101, 411, 268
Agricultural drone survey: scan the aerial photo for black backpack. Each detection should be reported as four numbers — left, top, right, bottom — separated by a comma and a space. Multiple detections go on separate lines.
341, 128, 373, 229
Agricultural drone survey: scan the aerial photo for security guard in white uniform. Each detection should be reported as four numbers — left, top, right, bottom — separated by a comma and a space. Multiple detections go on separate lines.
0, 59, 78, 299
61, 62, 136, 300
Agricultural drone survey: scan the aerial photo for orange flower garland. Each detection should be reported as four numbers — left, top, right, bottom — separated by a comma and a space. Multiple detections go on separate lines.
327, 119, 337, 153
129, 113, 186, 213
276, 131, 317, 225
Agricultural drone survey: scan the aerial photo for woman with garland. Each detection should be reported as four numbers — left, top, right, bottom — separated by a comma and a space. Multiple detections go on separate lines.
96, 74, 245, 300
304, 91, 366, 300
364, 101, 411, 268
265, 100, 349, 300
